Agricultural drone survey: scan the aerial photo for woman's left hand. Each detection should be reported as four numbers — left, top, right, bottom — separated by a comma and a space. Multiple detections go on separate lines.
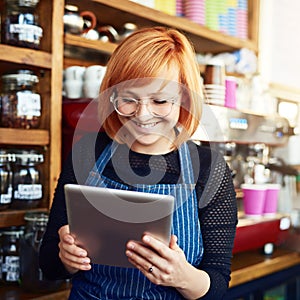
125, 234, 190, 288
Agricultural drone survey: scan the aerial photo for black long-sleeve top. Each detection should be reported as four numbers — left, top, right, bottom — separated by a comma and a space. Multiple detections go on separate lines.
39, 131, 237, 299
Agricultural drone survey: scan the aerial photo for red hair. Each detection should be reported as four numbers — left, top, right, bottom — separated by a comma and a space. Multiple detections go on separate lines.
98, 27, 203, 146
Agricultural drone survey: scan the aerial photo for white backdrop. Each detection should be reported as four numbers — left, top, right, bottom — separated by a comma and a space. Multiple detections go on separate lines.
259, 0, 300, 89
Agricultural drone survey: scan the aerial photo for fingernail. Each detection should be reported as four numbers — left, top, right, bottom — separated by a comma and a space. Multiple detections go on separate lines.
126, 250, 132, 257
83, 264, 91, 270
79, 251, 86, 257
143, 235, 150, 243
83, 258, 90, 264
65, 236, 73, 243
127, 242, 135, 249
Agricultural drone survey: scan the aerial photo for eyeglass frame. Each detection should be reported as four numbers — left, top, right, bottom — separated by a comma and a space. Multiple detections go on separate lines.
109, 91, 179, 118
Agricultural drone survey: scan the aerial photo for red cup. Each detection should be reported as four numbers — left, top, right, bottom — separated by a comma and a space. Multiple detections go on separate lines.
263, 184, 280, 216
241, 184, 266, 217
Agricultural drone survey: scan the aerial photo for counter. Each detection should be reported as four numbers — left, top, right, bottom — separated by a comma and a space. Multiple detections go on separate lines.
1, 247, 299, 299
230, 247, 300, 287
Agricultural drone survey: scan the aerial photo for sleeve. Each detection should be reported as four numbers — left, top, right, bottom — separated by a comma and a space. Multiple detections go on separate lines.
196, 149, 238, 299
38, 151, 77, 280
39, 132, 108, 280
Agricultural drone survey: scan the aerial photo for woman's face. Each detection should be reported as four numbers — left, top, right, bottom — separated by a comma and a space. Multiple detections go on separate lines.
116, 66, 181, 154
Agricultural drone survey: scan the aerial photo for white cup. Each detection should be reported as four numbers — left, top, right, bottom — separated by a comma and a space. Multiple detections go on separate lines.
84, 65, 106, 81
83, 80, 101, 99
64, 66, 86, 81
64, 79, 83, 99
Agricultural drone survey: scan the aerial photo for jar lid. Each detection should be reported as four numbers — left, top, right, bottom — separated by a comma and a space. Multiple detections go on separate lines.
0, 154, 10, 164
2, 70, 39, 85
7, 0, 40, 8
15, 150, 44, 165
0, 152, 15, 163
24, 211, 49, 223
1, 226, 24, 237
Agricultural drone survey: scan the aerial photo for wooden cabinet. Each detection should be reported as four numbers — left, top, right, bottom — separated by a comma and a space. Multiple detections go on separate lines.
0, 0, 64, 226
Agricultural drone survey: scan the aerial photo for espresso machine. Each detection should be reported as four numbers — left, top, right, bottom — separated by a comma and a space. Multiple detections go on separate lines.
192, 104, 298, 253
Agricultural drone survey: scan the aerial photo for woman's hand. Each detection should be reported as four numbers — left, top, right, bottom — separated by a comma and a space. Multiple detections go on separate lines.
125, 234, 210, 299
126, 234, 190, 287
58, 225, 91, 274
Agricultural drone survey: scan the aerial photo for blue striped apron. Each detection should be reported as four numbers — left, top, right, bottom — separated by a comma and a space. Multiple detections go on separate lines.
69, 141, 203, 300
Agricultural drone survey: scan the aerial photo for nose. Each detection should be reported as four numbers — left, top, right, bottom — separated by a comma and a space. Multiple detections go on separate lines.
135, 101, 151, 118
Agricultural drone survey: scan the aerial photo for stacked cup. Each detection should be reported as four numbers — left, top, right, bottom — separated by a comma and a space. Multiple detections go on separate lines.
183, 0, 205, 25
203, 62, 226, 106
64, 66, 86, 99
63, 65, 106, 99
241, 183, 281, 218
83, 65, 106, 99
225, 76, 237, 109
264, 184, 281, 216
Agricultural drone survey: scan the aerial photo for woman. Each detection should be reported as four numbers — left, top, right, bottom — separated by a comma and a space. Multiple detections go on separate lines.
39, 27, 237, 299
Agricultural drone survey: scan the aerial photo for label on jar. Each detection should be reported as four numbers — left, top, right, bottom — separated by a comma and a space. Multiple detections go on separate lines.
0, 186, 12, 204
14, 184, 42, 200
2, 255, 20, 282
9, 24, 43, 42
16, 92, 41, 117
19, 0, 40, 6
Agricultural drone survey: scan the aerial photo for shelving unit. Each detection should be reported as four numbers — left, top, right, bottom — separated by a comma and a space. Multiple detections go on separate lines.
63, 0, 260, 66
0, 0, 64, 224
66, 0, 259, 54
0, 0, 260, 298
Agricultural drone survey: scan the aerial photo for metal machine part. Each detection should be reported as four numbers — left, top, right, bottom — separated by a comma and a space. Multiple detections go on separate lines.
192, 104, 296, 146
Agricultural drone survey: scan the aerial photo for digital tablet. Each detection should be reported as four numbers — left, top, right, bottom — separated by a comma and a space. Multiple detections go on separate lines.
64, 184, 174, 268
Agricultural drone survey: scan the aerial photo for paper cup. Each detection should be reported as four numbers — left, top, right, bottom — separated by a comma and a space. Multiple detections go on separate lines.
203, 63, 225, 86
241, 184, 266, 217
263, 184, 280, 216
225, 76, 237, 109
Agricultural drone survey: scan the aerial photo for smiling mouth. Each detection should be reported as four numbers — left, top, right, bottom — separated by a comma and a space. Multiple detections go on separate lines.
133, 121, 158, 129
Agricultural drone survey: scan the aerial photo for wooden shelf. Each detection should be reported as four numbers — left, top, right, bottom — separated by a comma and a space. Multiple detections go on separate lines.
65, 33, 117, 54
270, 82, 300, 103
0, 208, 48, 228
0, 45, 52, 69
67, 0, 258, 54
64, 33, 117, 64
0, 128, 50, 146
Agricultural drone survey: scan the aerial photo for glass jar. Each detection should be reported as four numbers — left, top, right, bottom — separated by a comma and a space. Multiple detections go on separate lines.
1, 0, 43, 49
19, 211, 63, 292
11, 150, 44, 209
0, 151, 14, 210
1, 70, 41, 129
0, 227, 24, 285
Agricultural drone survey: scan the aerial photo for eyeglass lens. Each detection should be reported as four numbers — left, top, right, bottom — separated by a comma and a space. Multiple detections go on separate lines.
115, 97, 174, 117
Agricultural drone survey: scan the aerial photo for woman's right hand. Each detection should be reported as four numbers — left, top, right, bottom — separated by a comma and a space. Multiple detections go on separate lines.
58, 225, 91, 274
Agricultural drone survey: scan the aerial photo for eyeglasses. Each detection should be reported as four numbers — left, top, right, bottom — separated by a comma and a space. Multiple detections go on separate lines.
110, 94, 178, 117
